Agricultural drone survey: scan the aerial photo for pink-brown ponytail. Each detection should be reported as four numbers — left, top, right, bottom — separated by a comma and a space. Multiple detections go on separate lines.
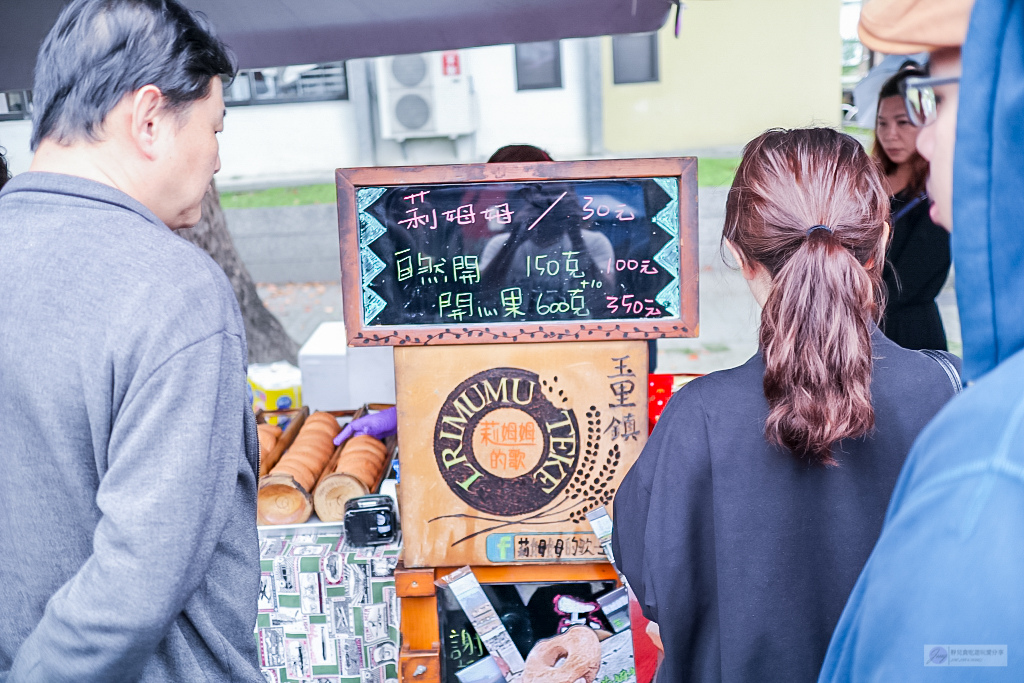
723, 128, 890, 465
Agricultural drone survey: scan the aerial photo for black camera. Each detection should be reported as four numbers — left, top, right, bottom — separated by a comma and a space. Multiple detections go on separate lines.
343, 494, 399, 547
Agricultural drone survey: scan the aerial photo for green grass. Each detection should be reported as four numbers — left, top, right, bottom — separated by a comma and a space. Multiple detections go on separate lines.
220, 157, 742, 209
220, 183, 337, 209
843, 125, 873, 137
698, 157, 740, 188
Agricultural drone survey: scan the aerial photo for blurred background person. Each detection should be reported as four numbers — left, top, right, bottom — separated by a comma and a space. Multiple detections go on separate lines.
487, 143, 553, 163
482, 144, 660, 371
457, 144, 555, 255
479, 179, 614, 296
874, 64, 951, 350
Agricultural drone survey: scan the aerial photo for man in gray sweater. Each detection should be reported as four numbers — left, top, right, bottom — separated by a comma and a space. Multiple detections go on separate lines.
0, 1, 262, 680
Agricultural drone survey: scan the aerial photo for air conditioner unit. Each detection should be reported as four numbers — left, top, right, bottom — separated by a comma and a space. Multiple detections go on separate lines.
375, 51, 475, 142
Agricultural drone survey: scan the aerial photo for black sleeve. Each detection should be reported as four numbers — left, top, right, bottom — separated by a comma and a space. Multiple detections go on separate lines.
612, 382, 719, 677
887, 206, 951, 306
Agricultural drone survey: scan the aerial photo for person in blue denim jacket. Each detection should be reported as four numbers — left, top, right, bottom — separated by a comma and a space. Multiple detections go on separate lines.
820, 0, 1024, 679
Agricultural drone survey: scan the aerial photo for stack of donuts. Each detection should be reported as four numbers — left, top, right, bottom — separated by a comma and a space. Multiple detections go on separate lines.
314, 435, 389, 521
336, 435, 388, 489
256, 423, 282, 477
257, 412, 341, 525
268, 412, 339, 491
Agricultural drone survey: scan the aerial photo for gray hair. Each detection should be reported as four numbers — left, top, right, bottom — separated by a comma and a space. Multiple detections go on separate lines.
31, 0, 235, 150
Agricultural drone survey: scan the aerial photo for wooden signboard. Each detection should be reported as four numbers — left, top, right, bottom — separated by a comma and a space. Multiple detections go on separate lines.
336, 159, 698, 346
394, 340, 647, 568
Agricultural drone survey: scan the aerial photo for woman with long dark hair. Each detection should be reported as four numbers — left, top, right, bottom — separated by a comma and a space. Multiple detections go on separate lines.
874, 64, 951, 350
612, 128, 961, 682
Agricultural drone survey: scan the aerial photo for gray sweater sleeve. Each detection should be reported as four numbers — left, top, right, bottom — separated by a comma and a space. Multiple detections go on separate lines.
8, 330, 249, 682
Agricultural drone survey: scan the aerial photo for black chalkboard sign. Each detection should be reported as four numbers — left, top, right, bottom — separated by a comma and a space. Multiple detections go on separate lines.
337, 159, 697, 346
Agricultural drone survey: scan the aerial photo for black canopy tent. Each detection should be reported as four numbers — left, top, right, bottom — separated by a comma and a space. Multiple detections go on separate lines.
0, 0, 671, 92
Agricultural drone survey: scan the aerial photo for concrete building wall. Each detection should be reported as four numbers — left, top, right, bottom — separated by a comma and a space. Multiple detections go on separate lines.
602, 0, 843, 153
0, 102, 361, 188
471, 40, 590, 160
217, 100, 361, 188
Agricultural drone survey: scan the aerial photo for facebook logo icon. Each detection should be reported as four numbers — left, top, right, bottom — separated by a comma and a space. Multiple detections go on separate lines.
486, 534, 515, 562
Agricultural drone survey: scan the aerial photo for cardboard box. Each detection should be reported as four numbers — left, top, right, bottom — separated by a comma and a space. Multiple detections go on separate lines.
395, 341, 648, 568
299, 322, 397, 411
249, 362, 302, 426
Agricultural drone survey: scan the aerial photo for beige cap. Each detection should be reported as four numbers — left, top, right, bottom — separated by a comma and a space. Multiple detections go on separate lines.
858, 0, 974, 54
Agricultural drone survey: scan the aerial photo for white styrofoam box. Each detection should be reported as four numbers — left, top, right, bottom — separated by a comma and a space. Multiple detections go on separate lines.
299, 322, 396, 410
346, 343, 397, 406
299, 322, 349, 410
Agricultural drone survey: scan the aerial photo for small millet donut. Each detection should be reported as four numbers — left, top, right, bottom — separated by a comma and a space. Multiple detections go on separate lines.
522, 626, 601, 683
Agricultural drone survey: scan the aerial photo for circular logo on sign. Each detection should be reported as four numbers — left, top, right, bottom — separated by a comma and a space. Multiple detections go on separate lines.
434, 368, 580, 516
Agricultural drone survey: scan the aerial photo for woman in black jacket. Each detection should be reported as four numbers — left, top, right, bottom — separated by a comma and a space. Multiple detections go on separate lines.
874, 64, 951, 350
612, 128, 961, 683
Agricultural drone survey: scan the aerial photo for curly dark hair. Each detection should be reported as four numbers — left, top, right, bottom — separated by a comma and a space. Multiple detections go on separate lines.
0, 148, 10, 191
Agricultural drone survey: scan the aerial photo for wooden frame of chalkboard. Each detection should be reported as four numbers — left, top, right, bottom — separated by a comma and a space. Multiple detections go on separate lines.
336, 158, 697, 346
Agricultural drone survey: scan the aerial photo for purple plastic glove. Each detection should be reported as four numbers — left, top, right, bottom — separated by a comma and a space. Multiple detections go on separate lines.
333, 406, 398, 445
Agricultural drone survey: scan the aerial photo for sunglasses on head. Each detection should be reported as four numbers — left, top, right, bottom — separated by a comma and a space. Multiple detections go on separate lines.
899, 75, 961, 127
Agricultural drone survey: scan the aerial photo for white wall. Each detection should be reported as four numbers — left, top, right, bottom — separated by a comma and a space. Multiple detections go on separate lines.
470, 40, 590, 160
0, 120, 34, 175
1, 42, 592, 187
216, 100, 361, 189
0, 101, 361, 189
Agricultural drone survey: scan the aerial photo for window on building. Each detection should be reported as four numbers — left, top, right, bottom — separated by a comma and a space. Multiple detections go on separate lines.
515, 41, 562, 90
0, 91, 32, 121
612, 33, 659, 84
223, 62, 349, 106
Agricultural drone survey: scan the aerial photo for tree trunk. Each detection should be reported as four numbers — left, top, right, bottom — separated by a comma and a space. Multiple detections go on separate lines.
178, 181, 300, 365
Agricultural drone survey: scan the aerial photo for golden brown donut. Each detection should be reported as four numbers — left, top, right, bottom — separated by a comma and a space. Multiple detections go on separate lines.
256, 424, 282, 463
257, 423, 282, 439
305, 412, 341, 428
341, 458, 384, 474
341, 448, 385, 462
346, 448, 384, 459
268, 422, 336, 490
340, 459, 382, 475
343, 435, 385, 452
341, 442, 385, 456
339, 446, 385, 464
522, 626, 602, 683
343, 464, 379, 488
300, 423, 339, 439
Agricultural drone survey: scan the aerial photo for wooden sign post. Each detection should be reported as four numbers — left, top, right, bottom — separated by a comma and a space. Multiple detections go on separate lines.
335, 158, 698, 683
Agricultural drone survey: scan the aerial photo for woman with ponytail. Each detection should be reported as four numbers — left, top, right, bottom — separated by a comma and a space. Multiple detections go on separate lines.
612, 128, 961, 683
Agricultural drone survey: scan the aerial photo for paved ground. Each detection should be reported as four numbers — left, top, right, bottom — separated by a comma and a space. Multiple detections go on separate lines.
253, 187, 961, 374
257, 281, 345, 347
227, 204, 341, 283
